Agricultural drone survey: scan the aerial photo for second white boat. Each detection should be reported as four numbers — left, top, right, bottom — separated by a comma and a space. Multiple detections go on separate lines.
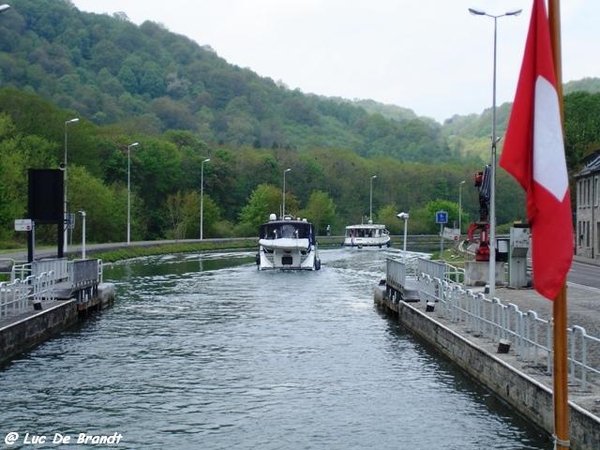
342, 222, 391, 248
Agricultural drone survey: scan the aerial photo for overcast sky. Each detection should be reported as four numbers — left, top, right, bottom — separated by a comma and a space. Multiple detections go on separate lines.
71, 0, 598, 123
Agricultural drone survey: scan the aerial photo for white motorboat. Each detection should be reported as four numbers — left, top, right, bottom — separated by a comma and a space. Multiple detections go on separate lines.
342, 222, 391, 248
256, 214, 321, 270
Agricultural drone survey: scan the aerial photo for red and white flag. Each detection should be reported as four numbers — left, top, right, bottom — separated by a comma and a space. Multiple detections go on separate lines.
500, 0, 573, 300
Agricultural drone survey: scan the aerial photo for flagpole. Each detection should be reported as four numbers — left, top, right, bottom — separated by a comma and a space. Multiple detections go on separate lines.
548, 1, 570, 449
553, 286, 569, 450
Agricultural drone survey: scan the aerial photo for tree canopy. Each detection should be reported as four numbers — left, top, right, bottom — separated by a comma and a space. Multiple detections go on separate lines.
0, 0, 598, 247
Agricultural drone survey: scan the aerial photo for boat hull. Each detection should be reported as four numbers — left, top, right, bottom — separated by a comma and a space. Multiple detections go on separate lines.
257, 244, 319, 270
256, 217, 321, 271
342, 237, 391, 248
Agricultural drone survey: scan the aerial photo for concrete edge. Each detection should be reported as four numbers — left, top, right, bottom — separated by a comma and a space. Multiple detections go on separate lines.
375, 290, 600, 450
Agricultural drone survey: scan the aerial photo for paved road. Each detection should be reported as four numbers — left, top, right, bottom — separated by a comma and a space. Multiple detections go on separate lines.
569, 258, 600, 288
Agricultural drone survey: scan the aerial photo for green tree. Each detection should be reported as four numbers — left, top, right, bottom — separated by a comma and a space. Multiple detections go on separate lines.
302, 190, 336, 235
239, 183, 281, 232
165, 190, 221, 239
139, 62, 166, 98
165, 191, 189, 239
117, 65, 138, 94
68, 165, 130, 243
378, 204, 402, 234
409, 199, 459, 235
564, 91, 600, 169
0, 114, 59, 242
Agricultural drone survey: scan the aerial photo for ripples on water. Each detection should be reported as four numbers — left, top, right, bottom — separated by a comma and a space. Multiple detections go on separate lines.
0, 248, 550, 449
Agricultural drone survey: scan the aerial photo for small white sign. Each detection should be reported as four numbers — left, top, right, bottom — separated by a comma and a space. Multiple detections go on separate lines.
442, 227, 460, 241
14, 219, 33, 231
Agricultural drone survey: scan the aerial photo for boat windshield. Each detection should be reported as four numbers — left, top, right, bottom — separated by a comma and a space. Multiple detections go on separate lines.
260, 222, 314, 242
345, 227, 389, 238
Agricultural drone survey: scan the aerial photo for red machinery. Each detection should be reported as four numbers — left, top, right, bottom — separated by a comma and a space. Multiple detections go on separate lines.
467, 166, 491, 262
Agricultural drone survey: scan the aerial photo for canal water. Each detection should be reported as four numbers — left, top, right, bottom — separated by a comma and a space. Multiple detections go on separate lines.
0, 248, 551, 449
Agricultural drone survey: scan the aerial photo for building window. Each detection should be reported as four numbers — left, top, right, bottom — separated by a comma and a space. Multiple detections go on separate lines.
587, 221, 590, 247
587, 179, 592, 207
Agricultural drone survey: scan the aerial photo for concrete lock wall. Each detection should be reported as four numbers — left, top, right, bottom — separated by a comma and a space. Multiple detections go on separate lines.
0, 301, 78, 366
395, 301, 600, 450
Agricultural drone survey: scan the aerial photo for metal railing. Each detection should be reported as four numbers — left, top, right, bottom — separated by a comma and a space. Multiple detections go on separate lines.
0, 271, 56, 319
1, 258, 103, 320
388, 257, 600, 390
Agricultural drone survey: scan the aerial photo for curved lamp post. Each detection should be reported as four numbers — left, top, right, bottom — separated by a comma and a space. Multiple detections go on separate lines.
127, 142, 139, 245
63, 117, 79, 252
397, 212, 409, 263
369, 175, 377, 223
469, 7, 521, 299
78, 210, 86, 259
200, 158, 210, 240
0, 5, 11, 13
282, 168, 291, 218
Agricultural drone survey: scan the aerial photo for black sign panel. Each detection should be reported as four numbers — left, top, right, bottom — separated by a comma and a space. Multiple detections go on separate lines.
28, 169, 64, 223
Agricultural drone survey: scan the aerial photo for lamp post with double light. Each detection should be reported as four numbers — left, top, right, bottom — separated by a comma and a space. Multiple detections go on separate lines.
63, 117, 79, 252
469, 7, 521, 299
282, 168, 291, 218
200, 158, 210, 240
127, 142, 139, 245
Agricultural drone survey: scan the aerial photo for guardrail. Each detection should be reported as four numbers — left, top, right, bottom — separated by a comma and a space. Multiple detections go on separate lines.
1, 258, 103, 320
389, 257, 600, 390
0, 271, 56, 319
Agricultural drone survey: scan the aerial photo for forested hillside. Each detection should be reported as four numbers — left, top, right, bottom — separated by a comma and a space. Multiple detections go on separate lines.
0, 0, 458, 163
0, 0, 599, 247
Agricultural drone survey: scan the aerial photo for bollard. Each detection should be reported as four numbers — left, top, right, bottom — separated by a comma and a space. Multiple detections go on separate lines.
497, 339, 511, 353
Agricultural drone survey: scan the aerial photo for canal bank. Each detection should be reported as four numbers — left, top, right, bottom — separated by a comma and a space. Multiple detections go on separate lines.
0, 256, 116, 366
374, 281, 600, 450
0, 283, 115, 366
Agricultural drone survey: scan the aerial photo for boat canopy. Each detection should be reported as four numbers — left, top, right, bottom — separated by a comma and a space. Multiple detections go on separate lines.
344, 224, 389, 238
259, 220, 316, 244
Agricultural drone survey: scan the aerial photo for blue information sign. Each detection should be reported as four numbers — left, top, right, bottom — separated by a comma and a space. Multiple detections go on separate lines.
435, 210, 448, 224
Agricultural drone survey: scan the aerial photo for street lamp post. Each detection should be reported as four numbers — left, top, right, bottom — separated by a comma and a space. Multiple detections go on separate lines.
127, 142, 139, 245
200, 158, 210, 240
78, 210, 86, 259
0, 5, 11, 14
469, 7, 521, 299
63, 117, 79, 253
458, 180, 466, 241
369, 175, 377, 223
397, 212, 409, 263
282, 168, 291, 218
